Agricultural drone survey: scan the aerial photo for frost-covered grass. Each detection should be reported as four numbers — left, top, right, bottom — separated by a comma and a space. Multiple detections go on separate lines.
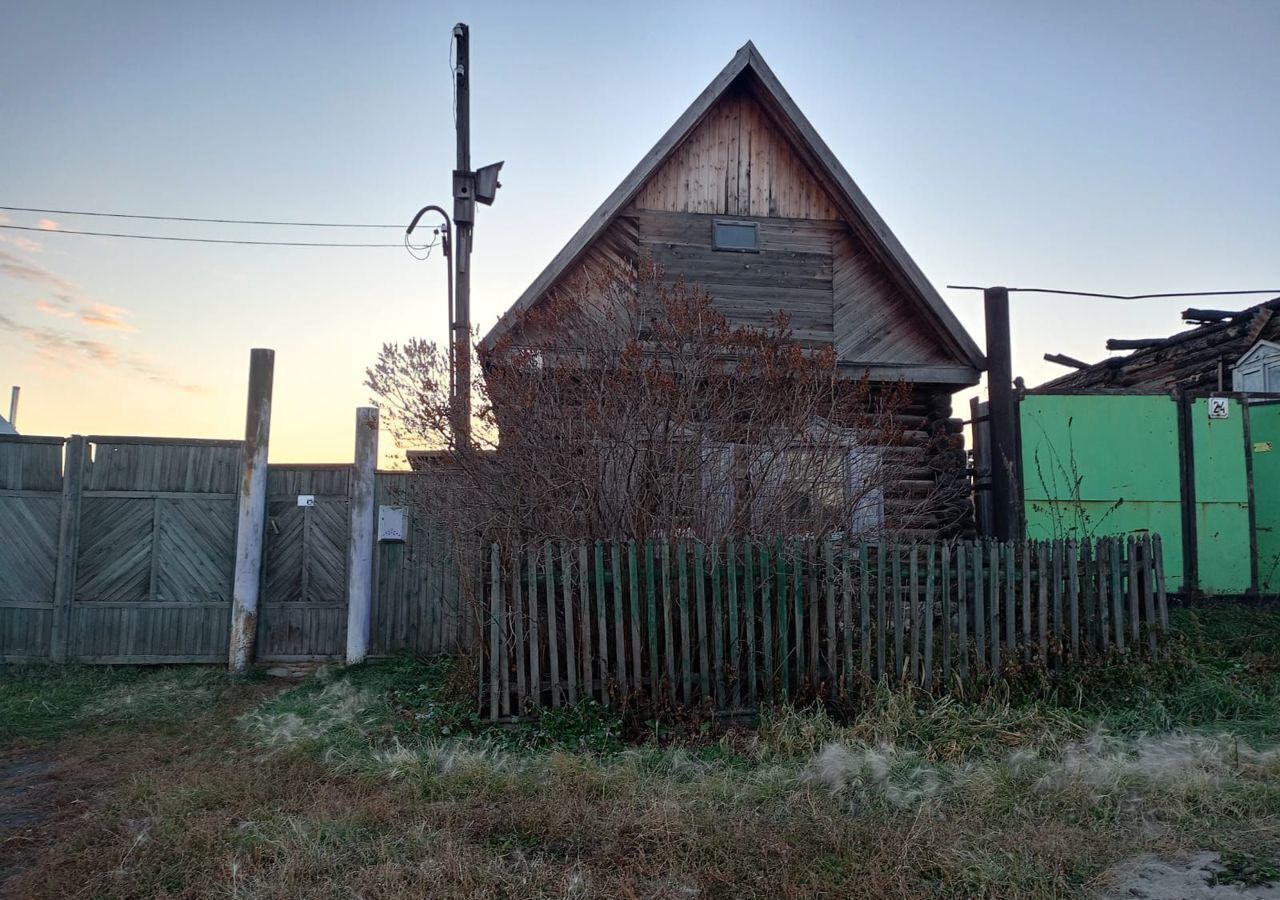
7, 604, 1280, 898
0, 664, 255, 747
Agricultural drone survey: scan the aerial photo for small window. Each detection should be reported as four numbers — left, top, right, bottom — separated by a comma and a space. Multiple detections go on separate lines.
711, 219, 759, 252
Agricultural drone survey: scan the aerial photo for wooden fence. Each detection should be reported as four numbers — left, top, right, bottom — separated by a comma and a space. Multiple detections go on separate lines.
0, 434, 472, 664
479, 535, 1169, 719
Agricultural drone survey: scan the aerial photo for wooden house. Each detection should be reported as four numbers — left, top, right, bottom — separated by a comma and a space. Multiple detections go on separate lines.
480, 42, 984, 536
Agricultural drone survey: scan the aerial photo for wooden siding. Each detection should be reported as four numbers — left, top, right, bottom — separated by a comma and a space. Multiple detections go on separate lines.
634, 208, 838, 344
833, 231, 954, 366
631, 85, 840, 220
515, 217, 641, 346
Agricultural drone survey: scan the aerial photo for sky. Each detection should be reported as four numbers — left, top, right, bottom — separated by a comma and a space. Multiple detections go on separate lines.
1, 1, 1277, 464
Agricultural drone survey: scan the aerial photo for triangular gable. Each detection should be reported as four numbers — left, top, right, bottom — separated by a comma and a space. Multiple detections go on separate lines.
629, 83, 842, 221
481, 42, 984, 379
1234, 339, 1280, 370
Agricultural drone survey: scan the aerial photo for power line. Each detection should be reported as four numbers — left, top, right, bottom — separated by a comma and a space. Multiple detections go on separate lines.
947, 285, 1280, 300
0, 223, 402, 247
0, 205, 403, 228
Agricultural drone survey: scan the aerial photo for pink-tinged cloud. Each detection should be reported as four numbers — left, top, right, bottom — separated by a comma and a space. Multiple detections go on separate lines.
34, 298, 74, 319
37, 218, 60, 231
80, 302, 137, 332
0, 248, 80, 305
11, 235, 42, 253
0, 310, 206, 394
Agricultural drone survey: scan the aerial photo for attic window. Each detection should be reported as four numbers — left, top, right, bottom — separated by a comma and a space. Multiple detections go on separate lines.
711, 219, 759, 252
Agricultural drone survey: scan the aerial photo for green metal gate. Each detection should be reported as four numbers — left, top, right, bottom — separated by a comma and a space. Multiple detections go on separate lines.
1020, 392, 1276, 597
1249, 400, 1280, 593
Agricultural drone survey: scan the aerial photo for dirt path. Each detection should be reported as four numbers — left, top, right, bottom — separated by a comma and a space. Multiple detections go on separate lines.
0, 750, 61, 889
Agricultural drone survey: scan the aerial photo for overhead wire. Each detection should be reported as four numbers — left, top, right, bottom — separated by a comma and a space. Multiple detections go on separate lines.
946, 285, 1280, 300
0, 223, 402, 247
404, 230, 441, 260
0, 205, 403, 228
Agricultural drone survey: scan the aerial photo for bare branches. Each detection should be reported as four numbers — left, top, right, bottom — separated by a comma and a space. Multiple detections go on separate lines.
368, 260, 947, 546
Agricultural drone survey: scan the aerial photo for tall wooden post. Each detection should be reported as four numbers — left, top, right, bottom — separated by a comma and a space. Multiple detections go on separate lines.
228, 348, 274, 673
452, 22, 473, 448
345, 406, 379, 665
49, 434, 85, 662
984, 286, 1020, 541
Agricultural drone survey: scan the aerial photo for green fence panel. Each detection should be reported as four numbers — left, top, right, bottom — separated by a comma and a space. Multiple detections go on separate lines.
1249, 402, 1280, 593
1021, 395, 1185, 589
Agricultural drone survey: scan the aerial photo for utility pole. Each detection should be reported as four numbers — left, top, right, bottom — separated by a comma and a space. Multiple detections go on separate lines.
449, 22, 502, 449
983, 286, 1020, 541
452, 22, 473, 448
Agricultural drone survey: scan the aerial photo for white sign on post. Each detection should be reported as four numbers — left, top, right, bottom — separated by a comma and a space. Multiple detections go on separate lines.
1207, 397, 1230, 420
297, 494, 316, 507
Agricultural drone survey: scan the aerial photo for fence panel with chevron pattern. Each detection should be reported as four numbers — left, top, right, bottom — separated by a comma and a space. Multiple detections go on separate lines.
0, 434, 473, 665
70, 438, 241, 662
259, 466, 352, 661
0, 436, 64, 662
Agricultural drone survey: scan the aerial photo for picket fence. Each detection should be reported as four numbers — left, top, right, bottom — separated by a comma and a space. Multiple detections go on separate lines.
479, 535, 1169, 719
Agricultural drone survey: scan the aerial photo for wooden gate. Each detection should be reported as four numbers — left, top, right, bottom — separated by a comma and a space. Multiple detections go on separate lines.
71, 438, 240, 662
258, 466, 351, 661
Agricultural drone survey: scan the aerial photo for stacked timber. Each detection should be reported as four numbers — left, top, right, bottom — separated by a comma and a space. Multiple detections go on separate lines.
1036, 298, 1280, 393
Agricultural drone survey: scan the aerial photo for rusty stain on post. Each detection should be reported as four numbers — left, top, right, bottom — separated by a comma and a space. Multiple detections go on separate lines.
228, 348, 274, 673
345, 406, 379, 664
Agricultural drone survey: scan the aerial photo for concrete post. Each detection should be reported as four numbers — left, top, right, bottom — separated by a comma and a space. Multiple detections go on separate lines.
228, 348, 274, 673
345, 406, 379, 664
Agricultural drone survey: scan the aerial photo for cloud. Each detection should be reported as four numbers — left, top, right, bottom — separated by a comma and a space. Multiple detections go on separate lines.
34, 298, 74, 319
80, 302, 137, 332
37, 218, 59, 231
2, 249, 137, 330
0, 311, 205, 395
0, 247, 198, 394
0, 248, 80, 306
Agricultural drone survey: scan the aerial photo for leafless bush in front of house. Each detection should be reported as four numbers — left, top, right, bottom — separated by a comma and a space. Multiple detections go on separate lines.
367, 257, 949, 548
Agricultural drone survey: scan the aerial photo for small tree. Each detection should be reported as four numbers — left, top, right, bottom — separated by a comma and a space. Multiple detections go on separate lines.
367, 259, 938, 547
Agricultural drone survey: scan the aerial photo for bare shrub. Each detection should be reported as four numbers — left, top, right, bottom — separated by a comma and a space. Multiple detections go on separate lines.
368, 258, 942, 547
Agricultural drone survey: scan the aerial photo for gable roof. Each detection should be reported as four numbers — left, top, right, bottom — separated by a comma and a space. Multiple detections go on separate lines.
1034, 296, 1280, 393
0, 413, 15, 436
480, 41, 985, 372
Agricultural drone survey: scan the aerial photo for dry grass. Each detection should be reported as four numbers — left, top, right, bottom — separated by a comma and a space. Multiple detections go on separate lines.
3, 606, 1280, 898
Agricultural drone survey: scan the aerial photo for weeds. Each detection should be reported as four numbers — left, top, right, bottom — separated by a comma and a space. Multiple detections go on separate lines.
1209, 849, 1280, 887
5, 603, 1280, 899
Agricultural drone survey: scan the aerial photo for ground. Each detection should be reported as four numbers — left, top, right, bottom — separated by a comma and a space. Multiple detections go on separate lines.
2, 606, 1280, 899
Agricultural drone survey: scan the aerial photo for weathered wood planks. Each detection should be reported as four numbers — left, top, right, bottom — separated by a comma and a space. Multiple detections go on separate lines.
478, 535, 1170, 719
